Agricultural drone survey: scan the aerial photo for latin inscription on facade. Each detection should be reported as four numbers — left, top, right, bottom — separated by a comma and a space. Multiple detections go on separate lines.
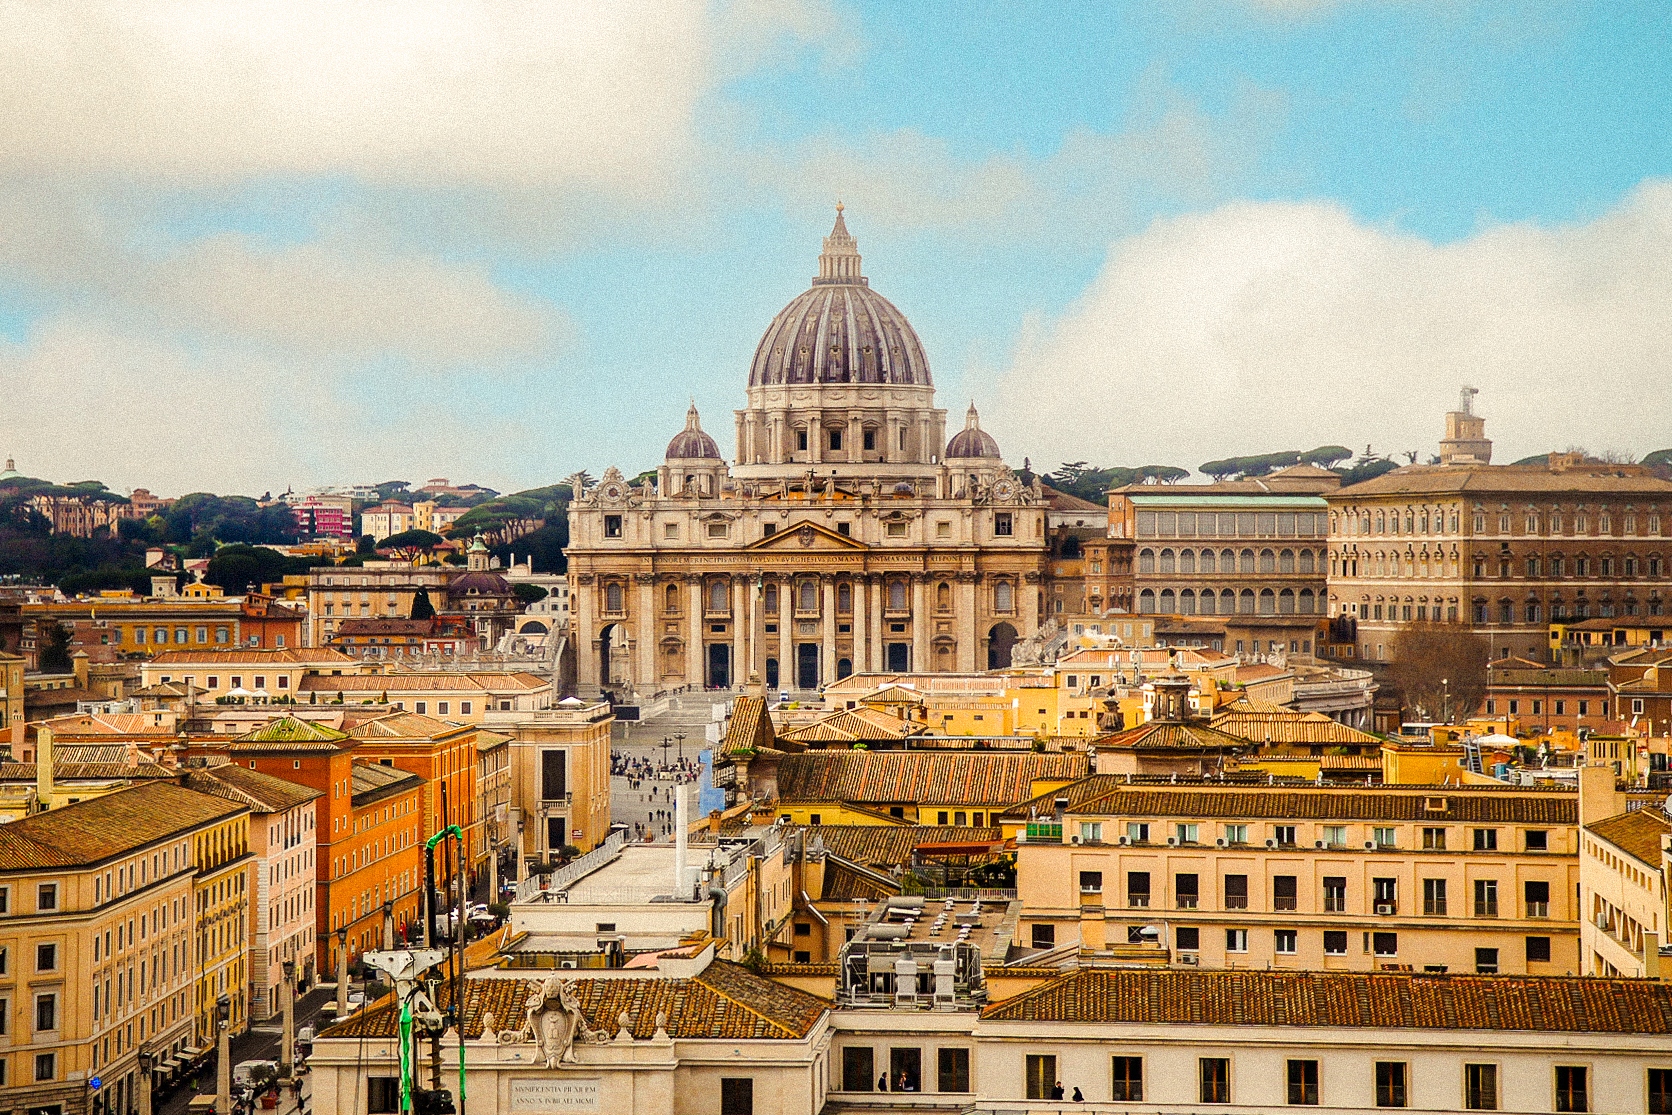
511, 1078, 601, 1111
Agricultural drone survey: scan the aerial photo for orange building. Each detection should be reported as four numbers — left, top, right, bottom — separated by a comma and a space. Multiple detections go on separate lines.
201, 717, 426, 974
345, 711, 485, 884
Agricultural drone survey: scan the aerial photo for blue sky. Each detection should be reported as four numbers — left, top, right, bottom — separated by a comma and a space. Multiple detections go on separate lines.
1, 0, 1668, 495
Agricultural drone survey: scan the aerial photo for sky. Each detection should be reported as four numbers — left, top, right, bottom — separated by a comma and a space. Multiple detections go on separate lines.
0, 0, 1669, 497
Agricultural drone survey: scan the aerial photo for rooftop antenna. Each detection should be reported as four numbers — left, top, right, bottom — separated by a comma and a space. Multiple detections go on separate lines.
1459, 385, 1479, 416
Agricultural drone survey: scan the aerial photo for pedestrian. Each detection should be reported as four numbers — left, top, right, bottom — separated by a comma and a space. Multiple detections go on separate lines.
1072, 1086, 1084, 1102
878, 1074, 888, 1092
1051, 1081, 1065, 1100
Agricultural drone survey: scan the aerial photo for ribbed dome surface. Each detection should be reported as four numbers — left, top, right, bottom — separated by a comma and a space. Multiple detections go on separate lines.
666, 404, 721, 459
748, 207, 931, 389
945, 403, 1001, 459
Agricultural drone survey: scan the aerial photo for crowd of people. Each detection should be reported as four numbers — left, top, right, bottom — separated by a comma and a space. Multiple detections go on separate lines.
611, 751, 703, 841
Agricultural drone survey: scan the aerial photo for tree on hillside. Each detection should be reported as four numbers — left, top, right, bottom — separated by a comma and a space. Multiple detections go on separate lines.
204, 544, 328, 593
377, 529, 445, 563
1299, 445, 1353, 468
491, 521, 567, 573
410, 589, 436, 621
1337, 457, 1400, 486
38, 620, 72, 672
512, 582, 549, 606
1386, 624, 1490, 724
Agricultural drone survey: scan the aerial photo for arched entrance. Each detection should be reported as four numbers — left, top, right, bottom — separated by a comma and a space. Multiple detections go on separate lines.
599, 623, 631, 692
988, 622, 1019, 670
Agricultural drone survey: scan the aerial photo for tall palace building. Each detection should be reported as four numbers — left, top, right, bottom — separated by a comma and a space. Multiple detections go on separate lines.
566, 208, 1053, 697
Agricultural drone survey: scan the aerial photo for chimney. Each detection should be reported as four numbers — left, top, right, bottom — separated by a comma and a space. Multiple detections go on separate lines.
708, 809, 723, 836
36, 723, 54, 810
71, 650, 89, 690
1578, 762, 1623, 825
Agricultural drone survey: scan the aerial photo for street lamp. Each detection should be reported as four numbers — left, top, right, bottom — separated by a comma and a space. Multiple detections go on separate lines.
334, 926, 350, 1020
1441, 678, 1450, 725
137, 1050, 155, 1115
280, 958, 297, 1082
215, 993, 232, 1115
661, 736, 671, 769
675, 733, 686, 763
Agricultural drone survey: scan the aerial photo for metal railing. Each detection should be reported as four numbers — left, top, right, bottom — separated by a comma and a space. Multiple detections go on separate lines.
515, 830, 626, 903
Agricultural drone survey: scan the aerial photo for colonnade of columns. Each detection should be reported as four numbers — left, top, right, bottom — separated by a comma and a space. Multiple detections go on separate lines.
577, 567, 1044, 695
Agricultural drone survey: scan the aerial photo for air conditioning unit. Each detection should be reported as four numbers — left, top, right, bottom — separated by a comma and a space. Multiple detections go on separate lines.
1376, 903, 1395, 916
1215, 838, 1228, 848
1177, 954, 1199, 966
1264, 839, 1278, 849
1167, 837, 1179, 847
1365, 841, 1378, 850
1117, 835, 1131, 846
560, 959, 578, 969
1314, 840, 1325, 849
1069, 834, 1082, 845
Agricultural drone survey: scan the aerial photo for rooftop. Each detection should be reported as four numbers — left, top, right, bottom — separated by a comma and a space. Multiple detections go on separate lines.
350, 761, 422, 805
0, 782, 246, 871
182, 765, 322, 814
1005, 775, 1577, 825
776, 751, 1088, 807
982, 968, 1672, 1034
1586, 807, 1672, 867
321, 960, 826, 1042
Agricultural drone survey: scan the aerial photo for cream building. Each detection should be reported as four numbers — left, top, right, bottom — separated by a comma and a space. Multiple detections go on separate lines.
0, 783, 248, 1115
1006, 778, 1580, 975
566, 209, 1050, 698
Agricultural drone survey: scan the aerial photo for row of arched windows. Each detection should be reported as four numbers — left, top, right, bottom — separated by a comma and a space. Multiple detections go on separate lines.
1334, 504, 1667, 538
1138, 547, 1319, 575
1138, 587, 1318, 616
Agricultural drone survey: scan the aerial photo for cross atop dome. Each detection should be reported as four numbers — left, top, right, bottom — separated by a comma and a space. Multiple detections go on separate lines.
816, 202, 866, 285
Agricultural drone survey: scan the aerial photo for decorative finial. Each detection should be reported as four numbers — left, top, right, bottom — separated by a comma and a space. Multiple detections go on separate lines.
966, 401, 980, 428
836, 199, 843, 214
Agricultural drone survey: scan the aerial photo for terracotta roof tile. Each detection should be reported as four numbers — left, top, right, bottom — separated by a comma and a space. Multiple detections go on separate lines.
1586, 808, 1672, 866
982, 968, 1672, 1033
0, 782, 246, 870
1209, 709, 1382, 746
723, 696, 778, 755
819, 858, 898, 902
1003, 775, 1576, 825
808, 825, 1005, 870
321, 960, 826, 1041
776, 752, 1087, 808
148, 648, 357, 666
183, 765, 322, 814
779, 706, 922, 744
1098, 720, 1252, 752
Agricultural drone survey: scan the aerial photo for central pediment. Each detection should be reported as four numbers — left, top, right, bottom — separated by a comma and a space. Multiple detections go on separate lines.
744, 520, 869, 552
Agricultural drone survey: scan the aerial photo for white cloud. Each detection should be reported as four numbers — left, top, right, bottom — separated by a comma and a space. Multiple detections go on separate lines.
0, 0, 713, 193
739, 83, 1281, 240
987, 182, 1672, 473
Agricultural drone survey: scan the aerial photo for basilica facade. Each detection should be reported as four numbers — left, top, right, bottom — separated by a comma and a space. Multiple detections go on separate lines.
566, 209, 1051, 697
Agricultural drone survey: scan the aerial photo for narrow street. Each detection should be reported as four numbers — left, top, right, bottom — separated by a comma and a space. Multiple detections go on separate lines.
155, 988, 341, 1115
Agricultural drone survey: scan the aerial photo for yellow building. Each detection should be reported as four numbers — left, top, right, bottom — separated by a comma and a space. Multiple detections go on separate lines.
0, 651, 22, 736
1577, 765, 1670, 977
1006, 777, 1580, 975
0, 783, 249, 1115
191, 803, 255, 1045
499, 700, 616, 864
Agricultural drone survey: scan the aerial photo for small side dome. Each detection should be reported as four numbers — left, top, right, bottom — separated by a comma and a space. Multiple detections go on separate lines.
945, 403, 1001, 460
666, 403, 721, 460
